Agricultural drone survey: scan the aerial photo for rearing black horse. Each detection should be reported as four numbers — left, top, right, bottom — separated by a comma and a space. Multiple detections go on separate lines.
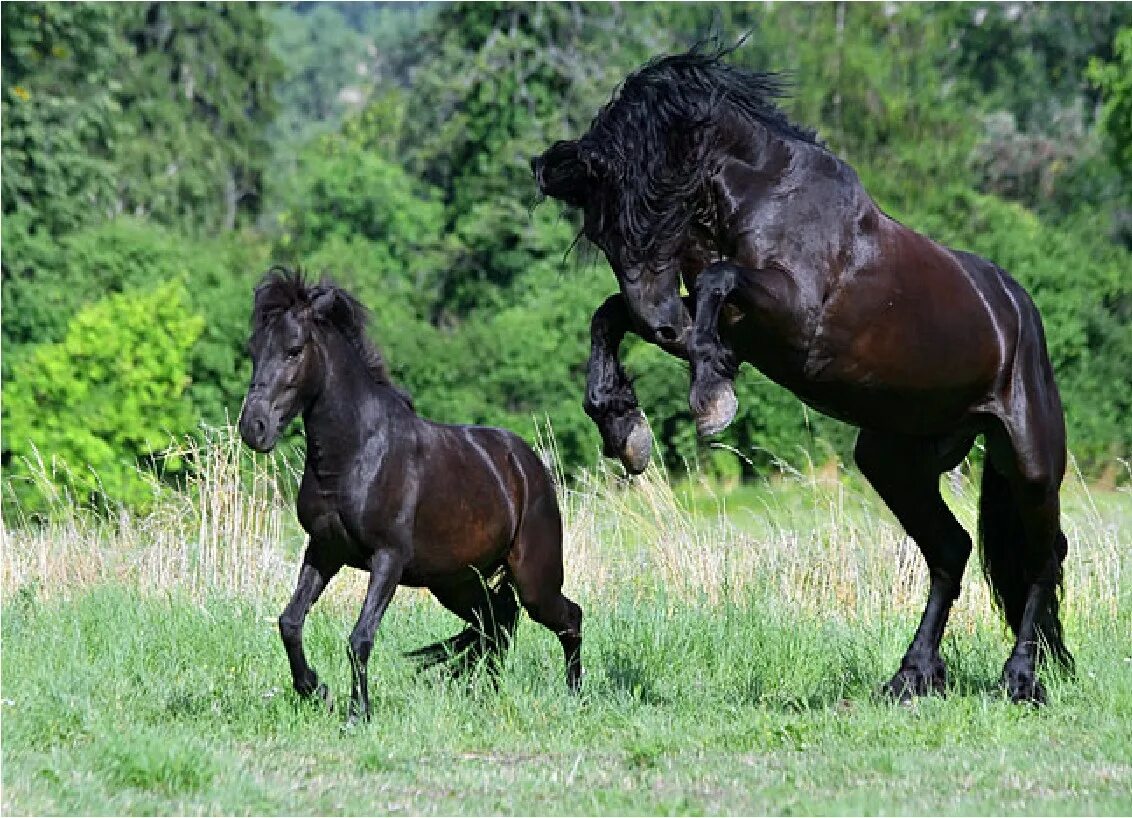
532, 47, 1072, 703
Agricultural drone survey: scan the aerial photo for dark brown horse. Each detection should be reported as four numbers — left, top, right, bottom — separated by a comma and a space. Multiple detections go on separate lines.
532, 47, 1071, 703
238, 269, 582, 722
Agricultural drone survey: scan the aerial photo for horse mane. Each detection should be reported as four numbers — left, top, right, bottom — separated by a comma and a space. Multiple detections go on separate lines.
252, 266, 400, 390
576, 42, 820, 263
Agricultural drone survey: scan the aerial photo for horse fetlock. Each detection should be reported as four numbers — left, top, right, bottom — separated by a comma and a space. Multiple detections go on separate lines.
691, 378, 738, 437
295, 677, 334, 711
347, 697, 372, 725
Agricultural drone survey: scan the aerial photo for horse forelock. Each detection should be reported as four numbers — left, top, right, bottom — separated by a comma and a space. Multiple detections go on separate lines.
252, 265, 310, 328
578, 45, 818, 264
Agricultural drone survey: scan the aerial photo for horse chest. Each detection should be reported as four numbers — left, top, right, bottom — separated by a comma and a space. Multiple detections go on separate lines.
296, 481, 387, 570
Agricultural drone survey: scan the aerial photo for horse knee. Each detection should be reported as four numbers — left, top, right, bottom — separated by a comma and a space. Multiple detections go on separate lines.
278, 613, 302, 645
694, 261, 740, 297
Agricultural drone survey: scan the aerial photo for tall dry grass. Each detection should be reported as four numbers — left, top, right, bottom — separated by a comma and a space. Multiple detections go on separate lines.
2, 427, 295, 604
3, 426, 1128, 629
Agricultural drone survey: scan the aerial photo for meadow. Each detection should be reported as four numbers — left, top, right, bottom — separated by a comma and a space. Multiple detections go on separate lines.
2, 431, 1130, 816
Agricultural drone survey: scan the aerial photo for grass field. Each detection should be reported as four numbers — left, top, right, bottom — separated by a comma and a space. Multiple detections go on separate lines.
3, 431, 1130, 815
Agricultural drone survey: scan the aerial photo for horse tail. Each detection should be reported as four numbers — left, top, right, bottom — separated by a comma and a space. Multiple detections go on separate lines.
978, 453, 1071, 668
978, 458, 1028, 635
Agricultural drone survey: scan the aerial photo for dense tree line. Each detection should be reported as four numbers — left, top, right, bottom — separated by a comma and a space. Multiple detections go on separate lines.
3, 2, 1131, 516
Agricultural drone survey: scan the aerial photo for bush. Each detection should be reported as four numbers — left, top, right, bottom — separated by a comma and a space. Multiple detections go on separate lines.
3, 282, 203, 516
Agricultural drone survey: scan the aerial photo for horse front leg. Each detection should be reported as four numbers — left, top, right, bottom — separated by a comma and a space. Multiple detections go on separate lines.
584, 294, 654, 474
346, 548, 404, 726
279, 546, 341, 707
689, 261, 744, 436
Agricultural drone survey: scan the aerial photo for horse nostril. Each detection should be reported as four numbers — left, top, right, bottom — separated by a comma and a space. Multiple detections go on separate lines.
655, 325, 681, 344
253, 417, 267, 440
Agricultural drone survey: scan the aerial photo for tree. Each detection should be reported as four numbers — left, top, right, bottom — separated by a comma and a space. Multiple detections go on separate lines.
1, 3, 128, 234
114, 3, 282, 232
1, 2, 283, 237
1089, 27, 1132, 186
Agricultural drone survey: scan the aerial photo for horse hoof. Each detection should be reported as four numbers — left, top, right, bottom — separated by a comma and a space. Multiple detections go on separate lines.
620, 415, 653, 475
1001, 669, 1046, 706
694, 382, 738, 437
880, 665, 947, 702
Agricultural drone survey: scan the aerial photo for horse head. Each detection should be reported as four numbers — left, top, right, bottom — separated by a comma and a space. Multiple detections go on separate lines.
532, 139, 692, 347
239, 273, 334, 452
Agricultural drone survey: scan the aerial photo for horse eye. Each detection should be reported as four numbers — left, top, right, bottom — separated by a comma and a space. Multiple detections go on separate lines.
286, 347, 302, 360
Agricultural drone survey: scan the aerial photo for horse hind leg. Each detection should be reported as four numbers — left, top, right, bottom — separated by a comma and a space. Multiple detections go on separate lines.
507, 497, 583, 692
413, 574, 519, 680
854, 430, 975, 700
981, 414, 1072, 705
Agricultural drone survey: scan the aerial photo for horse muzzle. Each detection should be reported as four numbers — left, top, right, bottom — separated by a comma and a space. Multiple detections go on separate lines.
238, 400, 281, 453
644, 299, 692, 349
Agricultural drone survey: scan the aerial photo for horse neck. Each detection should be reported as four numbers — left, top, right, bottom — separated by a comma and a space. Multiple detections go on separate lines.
301, 328, 407, 483
715, 111, 793, 175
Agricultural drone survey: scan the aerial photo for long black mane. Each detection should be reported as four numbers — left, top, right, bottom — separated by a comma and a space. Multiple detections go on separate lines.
252, 266, 397, 388
572, 44, 820, 263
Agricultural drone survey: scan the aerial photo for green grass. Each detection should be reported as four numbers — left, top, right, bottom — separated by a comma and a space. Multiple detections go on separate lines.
3, 433, 1130, 815
2, 584, 1130, 816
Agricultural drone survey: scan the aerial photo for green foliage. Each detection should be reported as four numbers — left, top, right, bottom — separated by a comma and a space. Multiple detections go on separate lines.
266, 3, 435, 153
1089, 26, 1132, 184
277, 134, 449, 263
1, 3, 127, 233
3, 2, 1131, 515
3, 282, 203, 515
112, 3, 282, 233
1, 218, 268, 428
1, 2, 282, 237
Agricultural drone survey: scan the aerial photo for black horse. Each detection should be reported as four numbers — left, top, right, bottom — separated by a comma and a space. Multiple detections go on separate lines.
532, 47, 1071, 703
238, 269, 582, 722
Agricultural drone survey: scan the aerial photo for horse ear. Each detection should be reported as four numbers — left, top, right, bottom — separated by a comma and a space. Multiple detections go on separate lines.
310, 287, 337, 320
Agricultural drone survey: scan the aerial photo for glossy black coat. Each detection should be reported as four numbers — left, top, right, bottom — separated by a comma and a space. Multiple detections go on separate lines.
533, 48, 1071, 704
239, 270, 582, 722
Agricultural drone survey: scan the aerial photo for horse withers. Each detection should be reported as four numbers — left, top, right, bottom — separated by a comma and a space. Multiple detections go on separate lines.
533, 46, 1072, 704
238, 268, 582, 722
